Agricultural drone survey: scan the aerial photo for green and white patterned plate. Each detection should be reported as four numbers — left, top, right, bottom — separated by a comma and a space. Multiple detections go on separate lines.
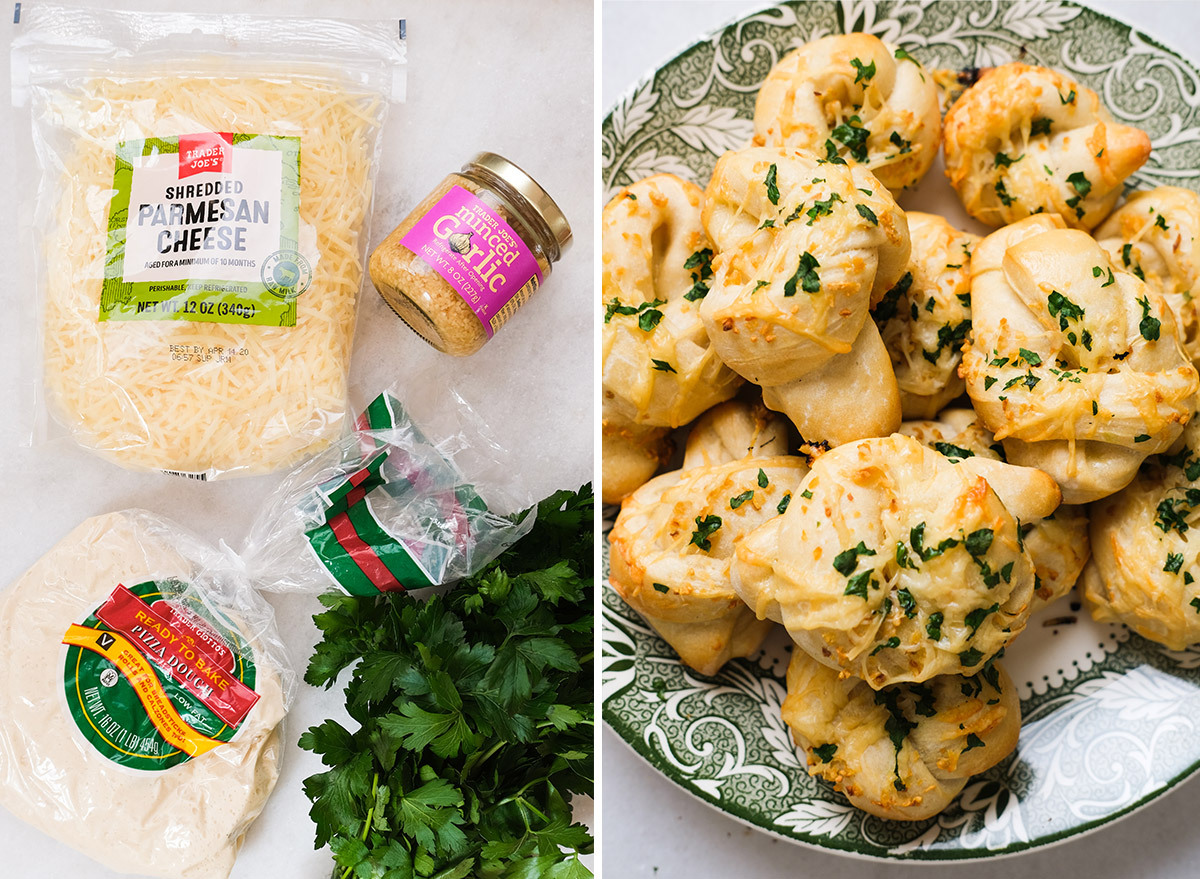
601, 0, 1200, 861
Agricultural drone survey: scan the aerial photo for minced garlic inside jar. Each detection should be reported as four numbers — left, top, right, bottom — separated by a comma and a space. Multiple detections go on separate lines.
369, 152, 571, 356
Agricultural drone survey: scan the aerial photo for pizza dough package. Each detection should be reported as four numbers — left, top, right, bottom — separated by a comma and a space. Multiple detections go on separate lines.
0, 510, 294, 879
243, 384, 535, 596
11, 6, 406, 479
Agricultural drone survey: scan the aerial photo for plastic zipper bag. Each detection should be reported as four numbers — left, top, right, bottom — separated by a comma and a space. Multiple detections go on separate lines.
11, 6, 406, 479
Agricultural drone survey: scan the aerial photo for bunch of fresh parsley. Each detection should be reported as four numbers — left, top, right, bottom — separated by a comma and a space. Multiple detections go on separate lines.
301, 486, 594, 879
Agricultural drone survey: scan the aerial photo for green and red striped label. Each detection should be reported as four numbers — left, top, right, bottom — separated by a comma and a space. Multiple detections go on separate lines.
303, 393, 486, 596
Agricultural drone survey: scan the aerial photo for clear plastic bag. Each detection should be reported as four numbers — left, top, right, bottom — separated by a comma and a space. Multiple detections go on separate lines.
11, 6, 406, 479
244, 385, 535, 595
0, 509, 295, 879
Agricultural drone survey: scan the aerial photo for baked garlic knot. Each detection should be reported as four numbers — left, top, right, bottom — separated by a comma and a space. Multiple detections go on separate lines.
962, 214, 1199, 504
873, 212, 979, 419
753, 33, 941, 191
900, 409, 1090, 612
601, 421, 671, 506
609, 456, 808, 676
681, 399, 790, 471
943, 63, 1151, 230
1096, 187, 1200, 365
733, 434, 1058, 688
700, 147, 908, 443
602, 174, 743, 429
1083, 415, 1200, 649
781, 648, 1020, 821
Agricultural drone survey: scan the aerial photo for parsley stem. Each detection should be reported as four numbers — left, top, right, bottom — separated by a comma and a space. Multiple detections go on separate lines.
461, 739, 506, 780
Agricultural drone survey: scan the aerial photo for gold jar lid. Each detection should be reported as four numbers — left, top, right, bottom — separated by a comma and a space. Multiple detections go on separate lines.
465, 152, 573, 257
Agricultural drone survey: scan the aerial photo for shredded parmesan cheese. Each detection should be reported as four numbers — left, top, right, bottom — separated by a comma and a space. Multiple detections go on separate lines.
37, 74, 383, 477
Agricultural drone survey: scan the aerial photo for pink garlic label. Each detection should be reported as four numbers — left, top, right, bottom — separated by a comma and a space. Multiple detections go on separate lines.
401, 185, 543, 338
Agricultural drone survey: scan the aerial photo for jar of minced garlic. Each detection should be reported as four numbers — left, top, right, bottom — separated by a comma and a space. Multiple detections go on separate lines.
369, 152, 572, 356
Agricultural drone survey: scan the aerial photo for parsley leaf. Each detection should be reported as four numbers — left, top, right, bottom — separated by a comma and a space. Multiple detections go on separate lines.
851, 57, 876, 83
1030, 117, 1053, 137
690, 514, 723, 551
301, 486, 595, 879
729, 490, 754, 509
1138, 294, 1161, 342
831, 115, 870, 162
856, 203, 879, 225
784, 251, 821, 297
650, 359, 676, 373
813, 743, 838, 762
833, 540, 878, 576
764, 163, 779, 205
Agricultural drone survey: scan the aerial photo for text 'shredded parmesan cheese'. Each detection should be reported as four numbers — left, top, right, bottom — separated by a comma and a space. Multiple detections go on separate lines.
16, 9, 406, 478
0, 510, 292, 879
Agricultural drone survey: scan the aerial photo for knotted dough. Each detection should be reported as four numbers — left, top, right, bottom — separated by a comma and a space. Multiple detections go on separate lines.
943, 63, 1151, 230
899, 409, 1090, 612
961, 214, 1198, 503
753, 33, 941, 191
873, 212, 979, 419
1095, 187, 1200, 365
733, 434, 1057, 688
609, 455, 807, 676
701, 146, 908, 443
1082, 414, 1200, 649
782, 647, 1020, 821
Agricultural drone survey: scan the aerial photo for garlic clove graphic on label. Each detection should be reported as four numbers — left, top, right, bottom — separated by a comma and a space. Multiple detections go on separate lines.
447, 231, 473, 255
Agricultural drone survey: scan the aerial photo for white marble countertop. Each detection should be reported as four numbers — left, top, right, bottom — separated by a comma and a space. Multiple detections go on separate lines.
602, 1, 1200, 878
0, 1, 593, 877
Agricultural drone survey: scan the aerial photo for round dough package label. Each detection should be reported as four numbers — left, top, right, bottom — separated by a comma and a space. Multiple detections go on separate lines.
400, 184, 544, 338
100, 131, 306, 328
61, 580, 261, 771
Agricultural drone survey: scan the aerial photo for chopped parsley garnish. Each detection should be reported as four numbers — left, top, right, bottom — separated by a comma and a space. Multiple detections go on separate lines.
626, 192, 637, 200
753, 280, 769, 292
1166, 553, 1185, 574
824, 138, 847, 164
924, 319, 972, 363
926, 612, 944, 641
1017, 347, 1043, 366
650, 359, 676, 373
851, 57, 876, 83
856, 203, 879, 225
812, 743, 838, 762
1192, 596, 1200, 613
995, 179, 1015, 207
1138, 294, 1161, 342
831, 115, 870, 162
653, 582, 670, 593
894, 47, 918, 63
1060, 89, 1076, 104
874, 689, 916, 791
800, 489, 813, 500
963, 733, 986, 752
1156, 494, 1200, 536
965, 528, 994, 558
933, 442, 975, 461
964, 602, 1000, 637
1003, 371, 1041, 392
758, 218, 775, 229
889, 130, 912, 154
871, 636, 901, 656
984, 376, 998, 390
729, 490, 754, 509
1065, 171, 1091, 219
873, 272, 912, 323
806, 193, 844, 225
959, 647, 985, 667
833, 540, 878, 576
758, 469, 769, 488
1156, 214, 1169, 232
604, 298, 638, 322
994, 151, 1023, 168
897, 588, 918, 617
1135, 434, 1151, 443
683, 247, 715, 301
690, 514, 723, 551
844, 569, 875, 599
783, 204, 805, 225
784, 251, 821, 297
764, 163, 780, 205
777, 493, 792, 514
1030, 117, 1053, 137
1047, 290, 1085, 333
639, 308, 663, 332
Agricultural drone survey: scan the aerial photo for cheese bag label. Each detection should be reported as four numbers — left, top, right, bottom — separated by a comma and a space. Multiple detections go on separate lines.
62, 581, 260, 770
100, 132, 306, 327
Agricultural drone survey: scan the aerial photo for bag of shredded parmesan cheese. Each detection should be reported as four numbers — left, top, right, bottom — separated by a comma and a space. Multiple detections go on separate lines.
12, 6, 406, 479
0, 509, 294, 879
243, 385, 535, 596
